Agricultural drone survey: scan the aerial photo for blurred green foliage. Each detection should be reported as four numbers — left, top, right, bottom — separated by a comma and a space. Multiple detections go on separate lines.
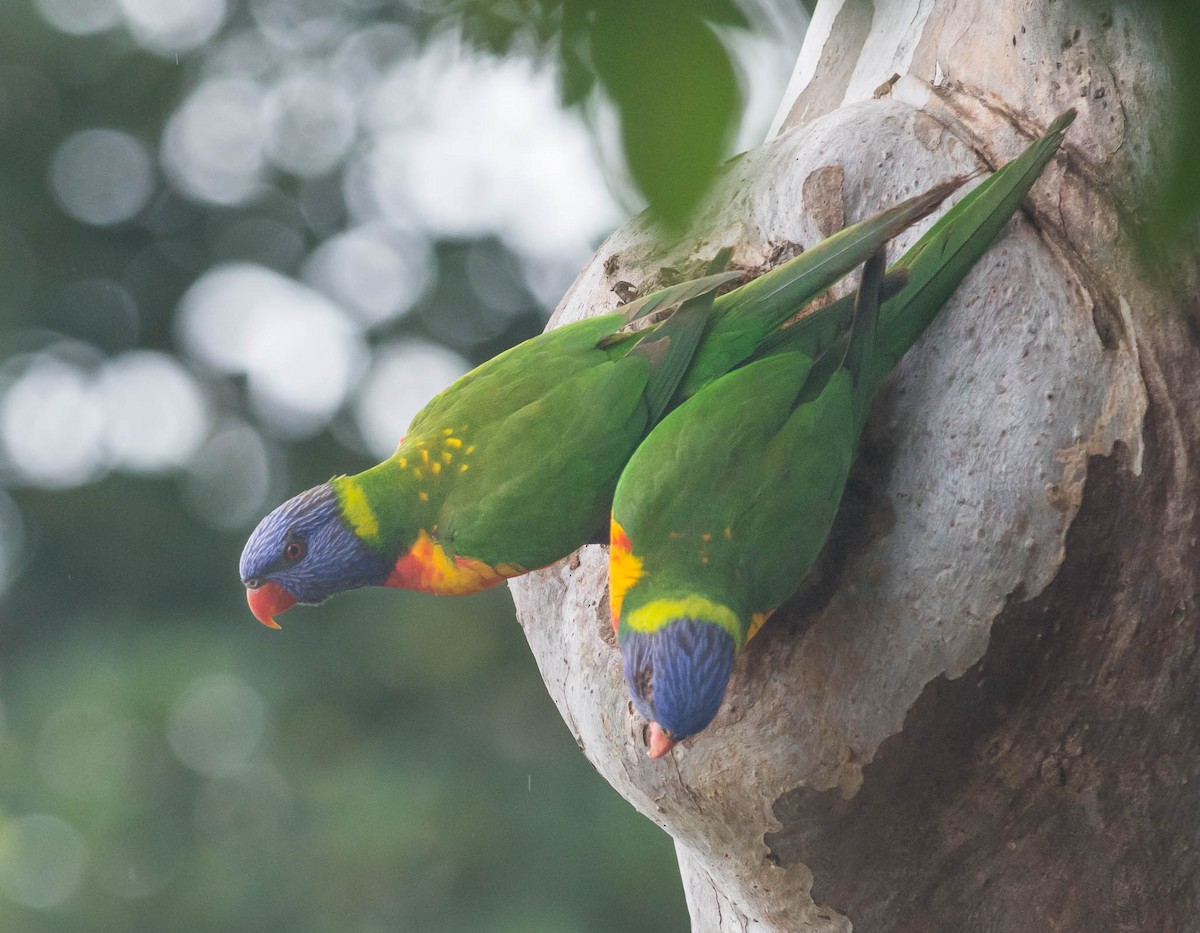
0, 0, 690, 930
1131, 0, 1200, 264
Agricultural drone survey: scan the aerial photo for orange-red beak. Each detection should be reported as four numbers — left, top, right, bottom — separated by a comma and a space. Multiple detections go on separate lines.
647, 722, 677, 759
246, 581, 296, 630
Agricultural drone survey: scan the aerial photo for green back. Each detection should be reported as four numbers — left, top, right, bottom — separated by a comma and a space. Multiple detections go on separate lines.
407, 314, 628, 438
614, 350, 856, 632
354, 312, 651, 569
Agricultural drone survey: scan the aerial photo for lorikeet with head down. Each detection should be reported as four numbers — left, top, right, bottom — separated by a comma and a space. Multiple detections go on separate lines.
239, 180, 965, 627
610, 110, 1075, 758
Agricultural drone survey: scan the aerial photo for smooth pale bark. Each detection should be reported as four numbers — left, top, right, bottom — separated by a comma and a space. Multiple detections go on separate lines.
511, 2, 1199, 930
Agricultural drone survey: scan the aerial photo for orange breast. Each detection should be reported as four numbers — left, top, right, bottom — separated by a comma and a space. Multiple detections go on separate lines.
386, 530, 524, 595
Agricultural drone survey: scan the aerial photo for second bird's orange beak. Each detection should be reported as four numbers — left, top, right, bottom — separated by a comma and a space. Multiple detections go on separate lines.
647, 722, 678, 759
246, 581, 296, 629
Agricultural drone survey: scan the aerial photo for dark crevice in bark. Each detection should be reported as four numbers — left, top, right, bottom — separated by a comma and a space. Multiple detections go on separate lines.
764, 393, 1200, 932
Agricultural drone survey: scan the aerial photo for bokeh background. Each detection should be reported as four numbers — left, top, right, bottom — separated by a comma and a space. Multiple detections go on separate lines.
0, 1, 809, 930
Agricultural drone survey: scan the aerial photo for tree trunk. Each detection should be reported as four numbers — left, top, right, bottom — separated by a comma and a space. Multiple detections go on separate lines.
510, 2, 1200, 930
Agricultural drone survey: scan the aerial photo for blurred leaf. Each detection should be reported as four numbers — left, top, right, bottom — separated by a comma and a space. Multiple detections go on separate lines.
1078, 0, 1200, 265
586, 0, 742, 227
1142, 0, 1200, 262
453, 0, 746, 226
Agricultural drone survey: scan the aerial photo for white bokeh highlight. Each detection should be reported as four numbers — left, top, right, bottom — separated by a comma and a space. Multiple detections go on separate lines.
354, 340, 470, 459
178, 263, 367, 435
115, 0, 227, 55
303, 225, 433, 325
249, 0, 350, 53
1, 356, 106, 488
34, 0, 121, 36
161, 78, 267, 206
167, 674, 267, 777
50, 129, 155, 226
355, 35, 620, 264
97, 351, 210, 472
263, 71, 357, 177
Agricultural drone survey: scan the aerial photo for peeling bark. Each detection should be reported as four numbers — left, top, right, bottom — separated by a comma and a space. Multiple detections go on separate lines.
511, 2, 1198, 930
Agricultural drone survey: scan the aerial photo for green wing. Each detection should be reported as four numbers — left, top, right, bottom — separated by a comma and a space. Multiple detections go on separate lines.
407, 313, 627, 443
614, 349, 855, 631
444, 352, 652, 568
613, 245, 888, 635
676, 175, 965, 397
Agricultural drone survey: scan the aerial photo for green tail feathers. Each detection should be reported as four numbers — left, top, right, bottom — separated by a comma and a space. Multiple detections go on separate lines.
597, 174, 969, 427
845, 249, 887, 427
753, 109, 1075, 395
678, 175, 966, 396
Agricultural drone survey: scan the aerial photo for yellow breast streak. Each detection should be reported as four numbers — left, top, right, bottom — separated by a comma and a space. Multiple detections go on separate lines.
608, 518, 644, 625
624, 596, 744, 648
335, 477, 380, 544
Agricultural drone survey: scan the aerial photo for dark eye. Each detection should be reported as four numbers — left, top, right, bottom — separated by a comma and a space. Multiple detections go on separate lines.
283, 540, 306, 562
245, 577, 262, 590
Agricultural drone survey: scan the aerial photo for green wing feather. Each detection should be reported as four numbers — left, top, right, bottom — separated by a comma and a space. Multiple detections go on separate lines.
751, 108, 1077, 391
613, 347, 855, 633
371, 113, 1072, 579
403, 178, 961, 570
614, 110, 1074, 638
613, 245, 892, 642
677, 175, 965, 397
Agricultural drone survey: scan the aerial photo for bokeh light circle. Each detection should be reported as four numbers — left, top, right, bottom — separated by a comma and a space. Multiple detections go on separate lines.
115, 0, 227, 55
162, 78, 266, 206
354, 340, 469, 459
34, 0, 121, 36
0, 814, 88, 910
303, 225, 433, 325
263, 72, 357, 178
178, 263, 367, 435
49, 128, 154, 226
97, 351, 210, 472
0, 355, 106, 488
167, 674, 267, 776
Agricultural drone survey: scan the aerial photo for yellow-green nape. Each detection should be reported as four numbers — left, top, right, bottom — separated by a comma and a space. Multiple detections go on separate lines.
332, 475, 380, 544
623, 596, 743, 648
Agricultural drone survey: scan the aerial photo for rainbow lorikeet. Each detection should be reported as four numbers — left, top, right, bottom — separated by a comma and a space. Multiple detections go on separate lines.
610, 110, 1075, 757
239, 179, 965, 627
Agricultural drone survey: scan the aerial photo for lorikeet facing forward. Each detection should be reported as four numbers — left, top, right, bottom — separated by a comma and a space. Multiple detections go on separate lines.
239, 179, 965, 627
610, 110, 1075, 758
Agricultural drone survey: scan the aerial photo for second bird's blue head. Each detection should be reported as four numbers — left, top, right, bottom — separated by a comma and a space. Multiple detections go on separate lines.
620, 617, 737, 758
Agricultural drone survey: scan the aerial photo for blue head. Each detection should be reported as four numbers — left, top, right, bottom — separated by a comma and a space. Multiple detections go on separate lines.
620, 617, 737, 757
239, 483, 392, 627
